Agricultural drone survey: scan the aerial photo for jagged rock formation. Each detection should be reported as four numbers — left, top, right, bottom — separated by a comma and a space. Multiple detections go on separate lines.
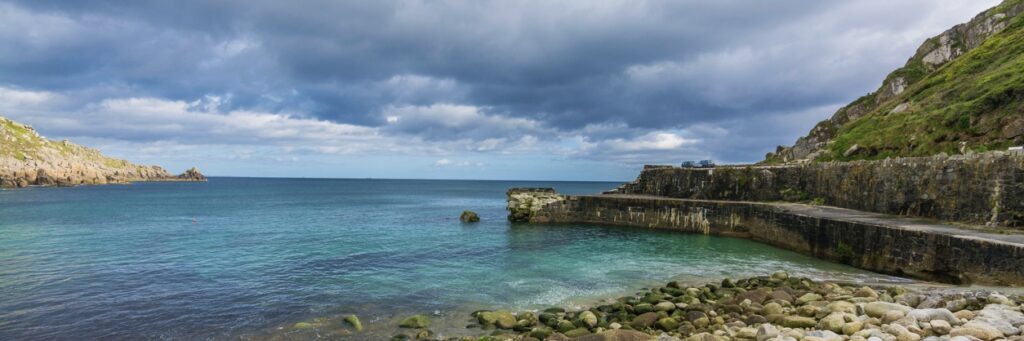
767, 0, 1024, 163
507, 188, 565, 222
177, 167, 207, 181
0, 116, 205, 188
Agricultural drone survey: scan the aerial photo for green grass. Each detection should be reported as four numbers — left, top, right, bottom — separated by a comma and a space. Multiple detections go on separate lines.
995, 0, 1024, 12
1, 116, 137, 168
818, 9, 1024, 161
0, 118, 44, 159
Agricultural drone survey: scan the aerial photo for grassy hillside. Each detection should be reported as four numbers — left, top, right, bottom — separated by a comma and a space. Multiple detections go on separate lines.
823, 12, 1024, 161
766, 0, 1024, 162
0, 116, 135, 168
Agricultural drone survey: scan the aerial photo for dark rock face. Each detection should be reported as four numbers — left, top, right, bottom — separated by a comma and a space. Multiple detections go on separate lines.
177, 167, 207, 181
505, 191, 1024, 286
613, 151, 1024, 229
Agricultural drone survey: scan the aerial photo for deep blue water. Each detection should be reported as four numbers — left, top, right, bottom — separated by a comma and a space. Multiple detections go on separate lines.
0, 178, 905, 340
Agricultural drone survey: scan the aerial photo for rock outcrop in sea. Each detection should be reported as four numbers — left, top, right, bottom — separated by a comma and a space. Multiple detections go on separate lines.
461, 210, 481, 223
177, 167, 207, 181
0, 116, 205, 188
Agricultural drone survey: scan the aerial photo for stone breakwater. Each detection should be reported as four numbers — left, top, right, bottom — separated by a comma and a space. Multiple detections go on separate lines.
506, 189, 1024, 286
611, 151, 1024, 229
411, 273, 1024, 341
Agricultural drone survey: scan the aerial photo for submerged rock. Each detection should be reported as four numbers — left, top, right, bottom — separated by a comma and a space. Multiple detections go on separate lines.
343, 314, 363, 332
293, 322, 316, 329
399, 315, 431, 329
478, 310, 517, 329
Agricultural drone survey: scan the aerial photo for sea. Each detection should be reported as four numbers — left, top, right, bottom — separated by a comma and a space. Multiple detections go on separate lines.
0, 178, 909, 340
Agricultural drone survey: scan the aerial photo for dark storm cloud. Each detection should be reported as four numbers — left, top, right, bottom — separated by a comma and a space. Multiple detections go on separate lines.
0, 0, 1001, 164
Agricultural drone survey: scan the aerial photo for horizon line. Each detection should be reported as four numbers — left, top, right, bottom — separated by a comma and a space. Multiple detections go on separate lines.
196, 175, 631, 183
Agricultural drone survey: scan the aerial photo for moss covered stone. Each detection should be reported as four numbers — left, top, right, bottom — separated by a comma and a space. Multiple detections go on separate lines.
399, 315, 431, 329
564, 328, 591, 338
343, 314, 363, 332
656, 317, 678, 331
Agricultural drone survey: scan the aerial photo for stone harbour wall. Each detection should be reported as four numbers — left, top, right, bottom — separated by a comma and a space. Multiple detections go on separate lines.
612, 151, 1024, 229
506, 189, 1024, 286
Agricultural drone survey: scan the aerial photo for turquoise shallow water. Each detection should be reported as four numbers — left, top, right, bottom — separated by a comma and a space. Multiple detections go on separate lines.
0, 178, 907, 340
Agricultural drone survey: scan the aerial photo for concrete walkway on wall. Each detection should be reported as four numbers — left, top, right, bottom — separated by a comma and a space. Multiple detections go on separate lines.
599, 194, 1024, 247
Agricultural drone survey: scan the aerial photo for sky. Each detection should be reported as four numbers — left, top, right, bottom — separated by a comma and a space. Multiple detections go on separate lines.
0, 0, 1001, 181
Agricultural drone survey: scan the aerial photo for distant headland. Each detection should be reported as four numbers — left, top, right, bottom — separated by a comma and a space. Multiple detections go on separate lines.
0, 116, 205, 188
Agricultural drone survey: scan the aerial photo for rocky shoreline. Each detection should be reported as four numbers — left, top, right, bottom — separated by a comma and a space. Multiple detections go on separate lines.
0, 163, 207, 188
372, 273, 1023, 341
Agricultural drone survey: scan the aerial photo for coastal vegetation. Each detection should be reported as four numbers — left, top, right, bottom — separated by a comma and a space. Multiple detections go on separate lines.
1, 116, 125, 166
824, 12, 1024, 161
767, 0, 1024, 163
0, 116, 204, 187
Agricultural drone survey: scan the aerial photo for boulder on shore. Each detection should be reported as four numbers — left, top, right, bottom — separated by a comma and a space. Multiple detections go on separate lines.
398, 315, 430, 329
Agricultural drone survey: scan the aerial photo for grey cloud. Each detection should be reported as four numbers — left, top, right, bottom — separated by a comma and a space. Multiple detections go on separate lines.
0, 0, 1002, 165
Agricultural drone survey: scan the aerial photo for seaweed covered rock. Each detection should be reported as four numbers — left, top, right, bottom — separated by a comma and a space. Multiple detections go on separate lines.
343, 314, 362, 332
460, 210, 480, 223
398, 315, 430, 329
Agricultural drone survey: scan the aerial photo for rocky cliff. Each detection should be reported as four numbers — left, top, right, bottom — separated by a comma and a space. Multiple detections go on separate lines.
767, 0, 1024, 162
0, 116, 205, 188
